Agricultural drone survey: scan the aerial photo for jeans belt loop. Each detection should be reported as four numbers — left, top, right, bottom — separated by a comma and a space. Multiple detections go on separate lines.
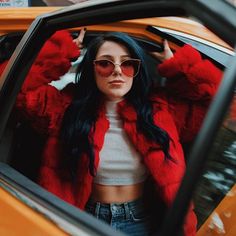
124, 202, 131, 220
95, 202, 101, 219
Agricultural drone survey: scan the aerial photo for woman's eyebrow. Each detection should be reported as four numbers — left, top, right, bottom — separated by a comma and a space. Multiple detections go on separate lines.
97, 55, 113, 59
96, 54, 131, 59
121, 55, 131, 58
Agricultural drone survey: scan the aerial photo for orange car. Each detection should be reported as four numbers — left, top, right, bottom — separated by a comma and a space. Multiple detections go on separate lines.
0, 1, 235, 235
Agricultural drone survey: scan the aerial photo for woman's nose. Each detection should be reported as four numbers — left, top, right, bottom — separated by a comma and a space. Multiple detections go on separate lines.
113, 64, 122, 75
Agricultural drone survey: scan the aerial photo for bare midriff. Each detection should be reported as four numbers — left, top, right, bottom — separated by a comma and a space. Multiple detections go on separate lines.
90, 182, 145, 203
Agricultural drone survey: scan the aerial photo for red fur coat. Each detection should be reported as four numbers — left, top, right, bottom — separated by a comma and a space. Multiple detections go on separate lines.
0, 30, 222, 235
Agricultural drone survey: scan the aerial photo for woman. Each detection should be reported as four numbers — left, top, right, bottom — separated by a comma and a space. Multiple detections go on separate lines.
0, 29, 222, 235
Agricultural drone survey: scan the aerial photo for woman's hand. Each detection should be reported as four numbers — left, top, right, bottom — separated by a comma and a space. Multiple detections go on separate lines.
150, 39, 173, 62
73, 28, 86, 49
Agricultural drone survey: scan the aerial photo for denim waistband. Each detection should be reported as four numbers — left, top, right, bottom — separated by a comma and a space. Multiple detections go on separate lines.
85, 198, 145, 220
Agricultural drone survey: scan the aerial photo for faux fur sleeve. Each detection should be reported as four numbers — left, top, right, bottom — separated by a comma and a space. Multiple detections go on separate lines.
16, 84, 73, 136
9, 30, 80, 135
154, 45, 223, 143
158, 45, 222, 101
0, 60, 8, 75
21, 30, 80, 93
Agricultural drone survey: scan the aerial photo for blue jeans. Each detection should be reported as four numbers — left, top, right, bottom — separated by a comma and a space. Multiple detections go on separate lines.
85, 198, 152, 236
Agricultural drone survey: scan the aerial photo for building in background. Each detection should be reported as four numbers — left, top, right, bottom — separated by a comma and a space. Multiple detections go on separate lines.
0, 0, 29, 7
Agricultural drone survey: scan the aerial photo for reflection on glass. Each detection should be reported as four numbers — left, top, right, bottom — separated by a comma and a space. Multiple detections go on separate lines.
225, 0, 236, 7
194, 93, 236, 234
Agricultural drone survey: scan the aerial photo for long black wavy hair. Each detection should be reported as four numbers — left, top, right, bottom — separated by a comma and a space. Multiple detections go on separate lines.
60, 32, 171, 177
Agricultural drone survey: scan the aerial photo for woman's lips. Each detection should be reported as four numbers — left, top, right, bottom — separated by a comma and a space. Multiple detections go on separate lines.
109, 80, 124, 85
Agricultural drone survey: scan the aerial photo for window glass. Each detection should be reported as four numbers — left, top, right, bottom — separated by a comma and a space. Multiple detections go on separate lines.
225, 0, 236, 7
194, 91, 236, 234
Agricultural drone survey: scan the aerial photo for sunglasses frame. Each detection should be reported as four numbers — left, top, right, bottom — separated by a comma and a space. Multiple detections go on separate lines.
93, 58, 141, 77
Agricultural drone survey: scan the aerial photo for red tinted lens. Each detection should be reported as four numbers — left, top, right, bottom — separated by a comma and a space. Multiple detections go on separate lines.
121, 60, 140, 77
94, 60, 114, 77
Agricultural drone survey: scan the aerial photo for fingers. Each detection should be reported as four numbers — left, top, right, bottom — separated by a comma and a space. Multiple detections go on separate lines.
77, 27, 86, 44
150, 51, 163, 59
73, 27, 87, 49
162, 39, 173, 60
151, 51, 167, 62
163, 39, 170, 51
149, 40, 173, 62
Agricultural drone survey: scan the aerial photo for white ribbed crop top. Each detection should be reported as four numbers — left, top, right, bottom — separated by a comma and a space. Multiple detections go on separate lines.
93, 100, 148, 185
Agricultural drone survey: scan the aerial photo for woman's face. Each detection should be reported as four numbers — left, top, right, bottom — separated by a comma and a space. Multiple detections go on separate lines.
94, 41, 137, 101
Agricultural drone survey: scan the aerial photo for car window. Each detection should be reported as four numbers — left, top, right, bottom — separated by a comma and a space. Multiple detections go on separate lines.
225, 0, 236, 7
194, 90, 236, 234
4, 23, 229, 231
